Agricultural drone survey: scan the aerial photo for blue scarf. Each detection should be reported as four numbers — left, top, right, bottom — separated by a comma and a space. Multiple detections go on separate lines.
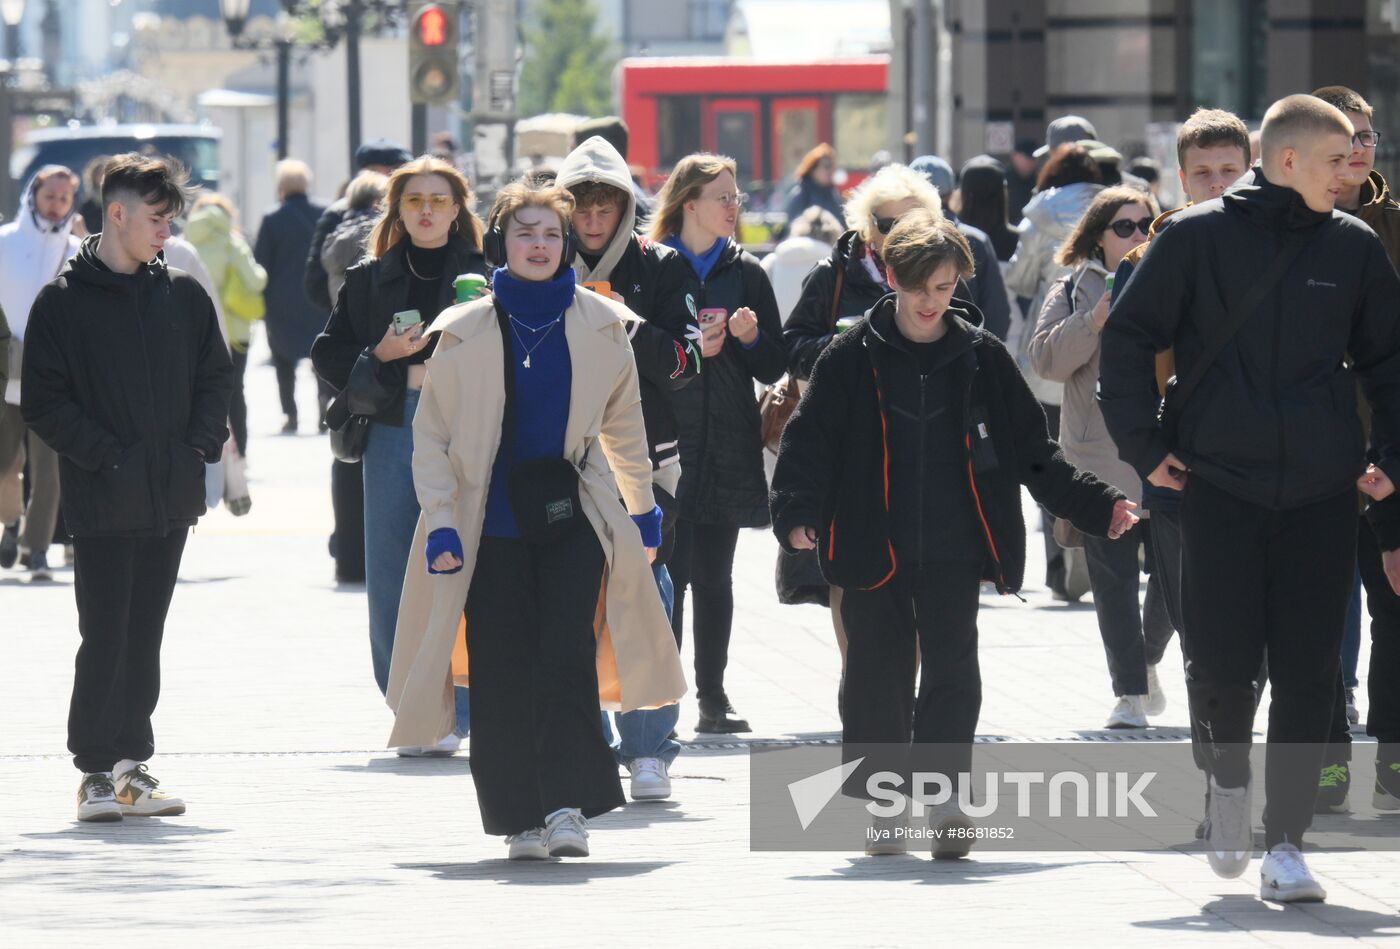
491, 267, 577, 327
662, 236, 727, 282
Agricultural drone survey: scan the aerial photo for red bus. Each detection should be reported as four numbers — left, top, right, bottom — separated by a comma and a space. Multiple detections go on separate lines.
616, 56, 889, 194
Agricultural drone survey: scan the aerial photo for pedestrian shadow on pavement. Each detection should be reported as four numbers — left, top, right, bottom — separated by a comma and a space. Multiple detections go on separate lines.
175, 576, 239, 586
397, 859, 675, 885
21, 822, 232, 845
789, 855, 1100, 884
591, 801, 710, 828
1133, 895, 1400, 937
328, 756, 472, 777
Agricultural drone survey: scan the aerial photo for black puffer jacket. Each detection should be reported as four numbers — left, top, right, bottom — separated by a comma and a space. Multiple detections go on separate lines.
771, 294, 1122, 593
311, 234, 487, 427
1101, 167, 1400, 511
21, 236, 234, 537
784, 230, 889, 379
671, 239, 787, 526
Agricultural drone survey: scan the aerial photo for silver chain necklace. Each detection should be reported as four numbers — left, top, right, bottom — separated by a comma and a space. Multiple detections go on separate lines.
507, 312, 565, 368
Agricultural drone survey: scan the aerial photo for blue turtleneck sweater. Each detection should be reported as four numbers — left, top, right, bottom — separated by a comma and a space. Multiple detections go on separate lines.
482, 268, 576, 538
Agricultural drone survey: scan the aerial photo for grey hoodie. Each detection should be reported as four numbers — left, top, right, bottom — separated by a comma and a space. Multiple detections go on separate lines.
556, 136, 639, 284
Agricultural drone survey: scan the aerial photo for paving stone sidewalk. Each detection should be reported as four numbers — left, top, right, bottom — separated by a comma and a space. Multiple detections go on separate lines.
2, 343, 1397, 946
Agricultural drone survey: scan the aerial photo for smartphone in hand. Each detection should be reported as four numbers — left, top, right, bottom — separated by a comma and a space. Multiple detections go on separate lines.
582, 280, 612, 297
393, 309, 423, 336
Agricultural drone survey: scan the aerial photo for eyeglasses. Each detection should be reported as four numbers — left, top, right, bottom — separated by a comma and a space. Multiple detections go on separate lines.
704, 191, 748, 209
1107, 217, 1153, 239
401, 193, 455, 212
1354, 130, 1382, 148
874, 215, 901, 234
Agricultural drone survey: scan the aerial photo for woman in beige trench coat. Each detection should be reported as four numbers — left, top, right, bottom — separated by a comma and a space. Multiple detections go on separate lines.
386, 179, 687, 860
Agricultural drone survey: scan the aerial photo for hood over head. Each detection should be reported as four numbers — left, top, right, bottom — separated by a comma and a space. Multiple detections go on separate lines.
556, 135, 637, 282
20, 165, 80, 238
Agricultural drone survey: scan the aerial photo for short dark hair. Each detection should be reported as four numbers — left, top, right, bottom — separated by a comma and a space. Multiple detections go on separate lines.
883, 209, 975, 288
1176, 108, 1251, 168
1035, 143, 1102, 192
569, 179, 628, 211
1312, 85, 1373, 120
101, 153, 192, 217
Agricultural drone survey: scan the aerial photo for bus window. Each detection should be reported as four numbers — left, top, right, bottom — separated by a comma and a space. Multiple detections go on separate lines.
658, 96, 702, 167
716, 109, 756, 185
773, 99, 820, 181
834, 94, 886, 169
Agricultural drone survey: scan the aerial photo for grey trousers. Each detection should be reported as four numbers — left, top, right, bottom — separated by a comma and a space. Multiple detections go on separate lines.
0, 402, 61, 551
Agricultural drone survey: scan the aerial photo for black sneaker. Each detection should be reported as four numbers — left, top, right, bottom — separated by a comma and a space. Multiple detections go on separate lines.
696, 694, 750, 734
0, 522, 17, 569
1314, 763, 1350, 814
1375, 761, 1400, 812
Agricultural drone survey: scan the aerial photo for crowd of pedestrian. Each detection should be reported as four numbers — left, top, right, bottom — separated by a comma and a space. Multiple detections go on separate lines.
8, 87, 1399, 908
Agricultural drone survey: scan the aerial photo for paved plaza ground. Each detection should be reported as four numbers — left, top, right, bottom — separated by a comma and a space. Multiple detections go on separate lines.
3, 343, 1399, 946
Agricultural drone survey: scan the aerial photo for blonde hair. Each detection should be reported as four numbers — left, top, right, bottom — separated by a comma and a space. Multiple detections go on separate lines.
843, 164, 943, 243
368, 156, 484, 258
192, 191, 237, 223
488, 178, 577, 234
1260, 94, 1354, 167
275, 159, 311, 196
883, 209, 974, 288
648, 153, 738, 241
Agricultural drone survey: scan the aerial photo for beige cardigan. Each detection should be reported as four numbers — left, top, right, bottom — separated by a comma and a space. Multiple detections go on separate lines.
384, 289, 688, 748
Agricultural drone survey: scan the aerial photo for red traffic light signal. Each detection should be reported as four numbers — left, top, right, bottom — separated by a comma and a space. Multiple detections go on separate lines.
416, 4, 448, 47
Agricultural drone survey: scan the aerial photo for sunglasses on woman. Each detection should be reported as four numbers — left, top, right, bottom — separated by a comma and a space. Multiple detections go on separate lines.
402, 193, 455, 212
1107, 217, 1153, 239
875, 216, 901, 234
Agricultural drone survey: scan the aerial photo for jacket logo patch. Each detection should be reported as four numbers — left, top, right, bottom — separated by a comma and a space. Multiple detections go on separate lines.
686, 294, 697, 319
633, 283, 643, 294
545, 498, 574, 524
1306, 279, 1337, 288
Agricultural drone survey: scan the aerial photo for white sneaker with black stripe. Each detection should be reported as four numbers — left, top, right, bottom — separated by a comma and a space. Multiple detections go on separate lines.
113, 764, 186, 817
1260, 843, 1326, 903
76, 773, 122, 822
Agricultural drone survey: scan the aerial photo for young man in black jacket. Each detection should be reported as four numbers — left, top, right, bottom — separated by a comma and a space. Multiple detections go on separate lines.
1101, 95, 1400, 902
21, 155, 234, 823
556, 135, 701, 800
772, 210, 1135, 858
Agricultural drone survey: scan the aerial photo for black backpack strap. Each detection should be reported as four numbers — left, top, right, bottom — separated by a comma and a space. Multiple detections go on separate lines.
1170, 230, 1312, 412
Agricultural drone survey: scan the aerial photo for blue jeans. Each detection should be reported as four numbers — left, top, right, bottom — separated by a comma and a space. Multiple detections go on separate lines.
1343, 564, 1362, 689
601, 564, 681, 765
363, 389, 470, 736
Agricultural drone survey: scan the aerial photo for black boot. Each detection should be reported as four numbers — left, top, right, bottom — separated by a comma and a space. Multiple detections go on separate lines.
697, 693, 750, 734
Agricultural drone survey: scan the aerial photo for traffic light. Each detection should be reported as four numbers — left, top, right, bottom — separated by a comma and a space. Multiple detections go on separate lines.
410, 2, 458, 106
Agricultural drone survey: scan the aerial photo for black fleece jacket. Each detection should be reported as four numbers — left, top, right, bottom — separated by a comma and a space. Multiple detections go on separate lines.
1100, 167, 1400, 512
671, 238, 787, 526
771, 294, 1122, 593
21, 236, 234, 537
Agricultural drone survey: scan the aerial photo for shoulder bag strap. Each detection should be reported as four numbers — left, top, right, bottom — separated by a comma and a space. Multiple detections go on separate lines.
1170, 230, 1312, 412
828, 258, 846, 330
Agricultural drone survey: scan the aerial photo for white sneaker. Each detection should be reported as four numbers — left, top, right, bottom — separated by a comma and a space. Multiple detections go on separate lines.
1205, 777, 1253, 879
1345, 688, 1359, 726
76, 773, 122, 822
544, 808, 590, 857
865, 812, 908, 856
396, 734, 462, 757
1260, 843, 1326, 902
929, 800, 975, 860
113, 764, 186, 817
1144, 665, 1167, 716
1106, 695, 1148, 729
506, 828, 549, 860
627, 757, 672, 801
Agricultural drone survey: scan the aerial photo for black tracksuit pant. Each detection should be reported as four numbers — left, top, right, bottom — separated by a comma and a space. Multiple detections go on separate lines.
1180, 476, 1355, 847
464, 529, 624, 836
1344, 515, 1400, 763
229, 348, 249, 457
331, 459, 365, 582
837, 562, 984, 799
68, 529, 189, 773
668, 519, 741, 701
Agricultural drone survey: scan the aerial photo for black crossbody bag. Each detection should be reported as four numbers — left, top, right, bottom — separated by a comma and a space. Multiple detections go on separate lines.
493, 300, 591, 543
1157, 230, 1312, 444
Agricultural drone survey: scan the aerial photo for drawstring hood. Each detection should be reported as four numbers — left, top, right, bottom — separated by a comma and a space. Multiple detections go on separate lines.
556, 136, 638, 284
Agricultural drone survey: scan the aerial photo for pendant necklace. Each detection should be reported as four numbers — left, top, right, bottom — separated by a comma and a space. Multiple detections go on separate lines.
508, 311, 565, 368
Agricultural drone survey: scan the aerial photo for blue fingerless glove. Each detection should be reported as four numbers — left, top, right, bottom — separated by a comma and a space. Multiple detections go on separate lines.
426, 527, 464, 574
631, 505, 663, 549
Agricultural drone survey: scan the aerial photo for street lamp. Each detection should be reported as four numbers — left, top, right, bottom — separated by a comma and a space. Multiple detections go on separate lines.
218, 0, 251, 39
2, 0, 23, 62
